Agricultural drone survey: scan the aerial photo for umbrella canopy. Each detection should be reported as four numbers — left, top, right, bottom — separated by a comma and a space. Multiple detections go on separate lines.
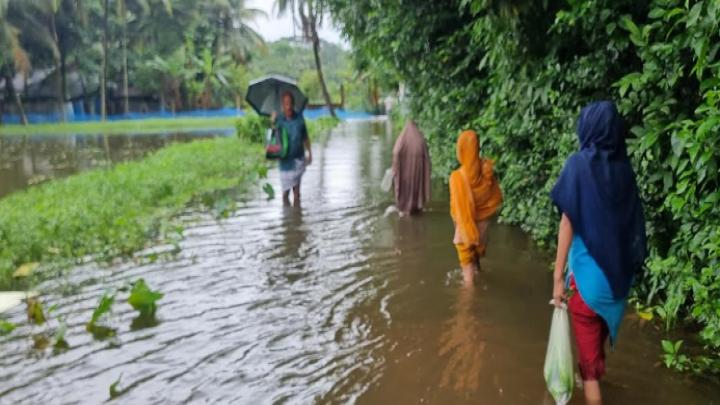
245, 75, 308, 116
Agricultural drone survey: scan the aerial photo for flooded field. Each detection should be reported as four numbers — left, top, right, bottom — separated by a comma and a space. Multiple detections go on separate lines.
0, 131, 228, 198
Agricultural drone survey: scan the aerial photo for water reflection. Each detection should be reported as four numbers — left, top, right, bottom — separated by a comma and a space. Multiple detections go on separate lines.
439, 287, 486, 392
280, 206, 307, 259
0, 132, 225, 198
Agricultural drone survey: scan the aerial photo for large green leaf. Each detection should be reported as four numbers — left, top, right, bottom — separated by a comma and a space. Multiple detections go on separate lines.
127, 279, 163, 316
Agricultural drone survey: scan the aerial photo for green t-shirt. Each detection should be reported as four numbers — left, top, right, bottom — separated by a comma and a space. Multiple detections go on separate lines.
276, 112, 308, 171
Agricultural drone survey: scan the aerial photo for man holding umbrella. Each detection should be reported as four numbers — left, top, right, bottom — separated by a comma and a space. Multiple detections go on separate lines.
246, 75, 312, 207
271, 91, 312, 207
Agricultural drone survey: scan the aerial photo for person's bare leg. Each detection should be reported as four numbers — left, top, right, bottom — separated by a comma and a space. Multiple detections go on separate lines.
461, 263, 477, 287
283, 190, 291, 206
583, 380, 602, 405
292, 185, 301, 207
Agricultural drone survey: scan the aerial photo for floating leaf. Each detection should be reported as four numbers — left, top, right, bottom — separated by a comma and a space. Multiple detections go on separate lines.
13, 262, 39, 278
0, 320, 16, 336
263, 183, 275, 200
109, 374, 124, 399
27, 298, 46, 325
128, 279, 163, 317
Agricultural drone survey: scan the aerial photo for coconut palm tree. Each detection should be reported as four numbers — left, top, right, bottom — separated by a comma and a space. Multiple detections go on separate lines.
11, 0, 86, 120
144, 46, 194, 113
116, 0, 173, 114
276, 0, 336, 118
200, 0, 266, 64
0, 0, 30, 124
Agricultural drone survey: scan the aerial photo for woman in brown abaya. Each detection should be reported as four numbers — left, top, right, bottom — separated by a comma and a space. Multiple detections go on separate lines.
392, 120, 431, 215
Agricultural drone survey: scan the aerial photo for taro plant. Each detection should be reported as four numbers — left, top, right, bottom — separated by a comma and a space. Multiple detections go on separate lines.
86, 292, 117, 340
662, 340, 690, 372
127, 279, 163, 317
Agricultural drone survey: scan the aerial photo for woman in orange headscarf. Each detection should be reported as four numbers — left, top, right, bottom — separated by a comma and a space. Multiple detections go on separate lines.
449, 130, 503, 286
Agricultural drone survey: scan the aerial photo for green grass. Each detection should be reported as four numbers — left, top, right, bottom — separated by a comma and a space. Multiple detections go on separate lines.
0, 116, 238, 136
0, 136, 264, 290
0, 115, 340, 290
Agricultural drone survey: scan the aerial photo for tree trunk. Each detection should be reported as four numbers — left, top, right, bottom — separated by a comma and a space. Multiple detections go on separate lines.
51, 16, 67, 121
159, 85, 166, 113
340, 84, 345, 109
4, 67, 28, 125
60, 48, 68, 120
14, 90, 27, 125
310, 25, 336, 118
101, 0, 109, 121
121, 6, 130, 115
372, 78, 379, 112
102, 134, 112, 166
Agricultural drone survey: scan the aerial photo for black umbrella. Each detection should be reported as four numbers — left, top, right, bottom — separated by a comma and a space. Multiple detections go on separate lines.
245, 75, 308, 116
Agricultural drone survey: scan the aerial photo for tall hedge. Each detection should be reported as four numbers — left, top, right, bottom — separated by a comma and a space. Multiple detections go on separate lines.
329, 0, 720, 371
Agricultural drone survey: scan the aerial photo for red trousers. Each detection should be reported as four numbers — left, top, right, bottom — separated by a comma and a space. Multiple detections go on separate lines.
568, 276, 608, 381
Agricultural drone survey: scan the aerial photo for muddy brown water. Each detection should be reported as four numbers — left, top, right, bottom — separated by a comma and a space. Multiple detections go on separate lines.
0, 131, 228, 199
0, 120, 718, 404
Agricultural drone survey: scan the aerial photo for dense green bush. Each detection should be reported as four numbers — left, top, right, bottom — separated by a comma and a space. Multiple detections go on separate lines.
236, 114, 341, 144
330, 0, 720, 371
236, 113, 269, 143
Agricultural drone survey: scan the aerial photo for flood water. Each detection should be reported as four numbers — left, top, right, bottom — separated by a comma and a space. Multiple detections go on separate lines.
0, 132, 227, 199
0, 120, 718, 404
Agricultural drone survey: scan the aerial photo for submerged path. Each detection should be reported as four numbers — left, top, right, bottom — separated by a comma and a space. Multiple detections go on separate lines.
0, 120, 718, 404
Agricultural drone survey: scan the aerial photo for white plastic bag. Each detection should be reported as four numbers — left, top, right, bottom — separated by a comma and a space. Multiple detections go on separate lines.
380, 168, 393, 192
544, 301, 574, 405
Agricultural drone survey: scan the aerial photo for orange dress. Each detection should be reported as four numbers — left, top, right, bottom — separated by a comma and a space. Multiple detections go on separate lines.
449, 130, 503, 265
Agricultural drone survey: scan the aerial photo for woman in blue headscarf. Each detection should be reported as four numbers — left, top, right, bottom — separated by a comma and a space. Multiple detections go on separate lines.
550, 101, 646, 404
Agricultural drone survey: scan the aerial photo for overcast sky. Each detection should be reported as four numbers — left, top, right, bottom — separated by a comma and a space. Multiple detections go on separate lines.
247, 0, 349, 48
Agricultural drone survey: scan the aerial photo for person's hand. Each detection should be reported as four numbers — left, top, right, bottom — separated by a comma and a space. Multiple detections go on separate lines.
553, 277, 566, 308
306, 153, 312, 166
270, 111, 277, 123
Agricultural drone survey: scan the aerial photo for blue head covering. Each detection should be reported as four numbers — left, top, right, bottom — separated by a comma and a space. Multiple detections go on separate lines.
551, 101, 647, 299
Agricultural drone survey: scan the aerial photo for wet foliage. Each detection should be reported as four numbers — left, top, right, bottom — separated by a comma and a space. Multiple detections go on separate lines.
127, 279, 163, 318
26, 297, 46, 325
263, 183, 276, 200
0, 120, 268, 290
0, 319, 16, 335
86, 291, 117, 340
109, 374, 124, 400
329, 0, 720, 372
236, 114, 341, 144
